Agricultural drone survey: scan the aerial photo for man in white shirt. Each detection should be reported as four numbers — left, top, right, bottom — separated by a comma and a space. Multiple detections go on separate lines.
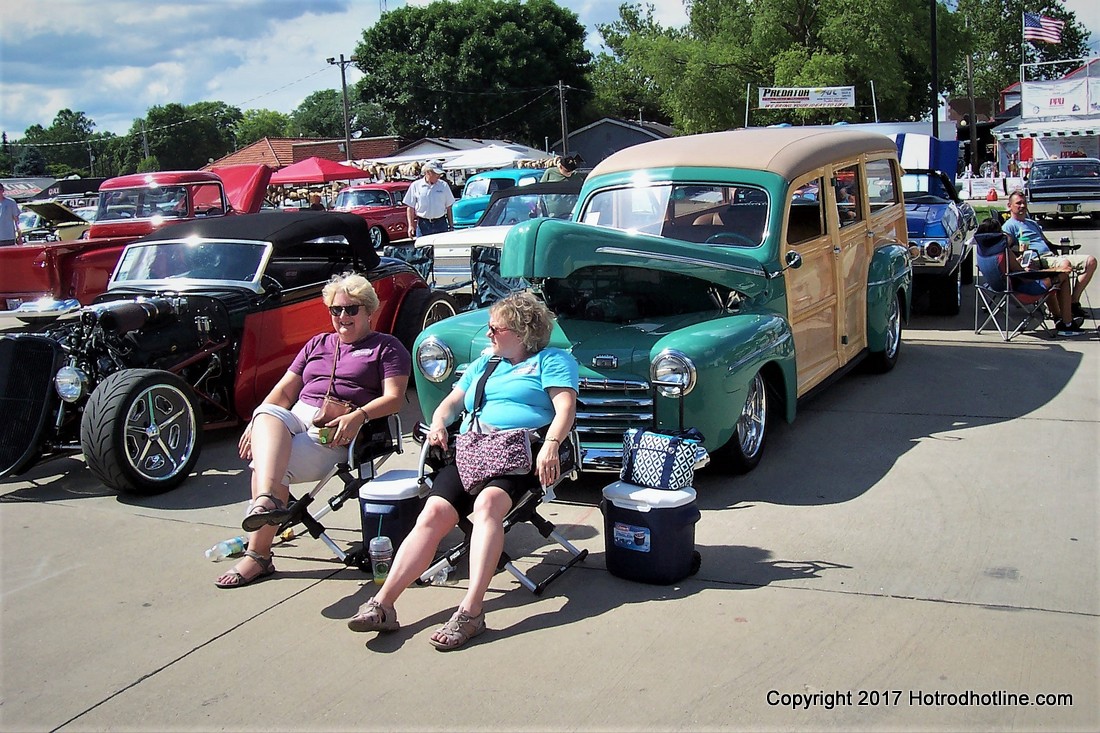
0, 183, 22, 247
403, 161, 455, 238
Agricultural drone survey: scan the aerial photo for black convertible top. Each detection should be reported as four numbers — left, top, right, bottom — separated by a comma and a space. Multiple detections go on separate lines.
138, 211, 380, 270
483, 178, 584, 211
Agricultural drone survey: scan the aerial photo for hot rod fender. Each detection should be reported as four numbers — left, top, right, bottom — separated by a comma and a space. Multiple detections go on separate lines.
648, 312, 797, 453
866, 243, 912, 353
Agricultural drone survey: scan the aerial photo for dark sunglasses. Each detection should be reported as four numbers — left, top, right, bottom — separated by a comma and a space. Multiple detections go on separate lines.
328, 304, 361, 317
487, 324, 512, 336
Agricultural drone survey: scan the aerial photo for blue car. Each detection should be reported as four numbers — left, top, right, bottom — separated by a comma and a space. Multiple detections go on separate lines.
902, 169, 977, 315
452, 167, 545, 229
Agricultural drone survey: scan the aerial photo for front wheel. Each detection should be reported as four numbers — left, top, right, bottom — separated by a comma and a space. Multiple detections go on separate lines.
866, 292, 902, 373
392, 288, 458, 352
934, 266, 962, 316
80, 369, 203, 494
369, 225, 388, 249
713, 370, 769, 474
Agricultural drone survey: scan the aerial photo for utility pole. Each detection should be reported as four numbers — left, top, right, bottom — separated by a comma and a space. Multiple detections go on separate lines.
328, 54, 358, 162
558, 80, 569, 155
965, 22, 978, 174
87, 141, 95, 177
931, 0, 940, 139
140, 120, 150, 159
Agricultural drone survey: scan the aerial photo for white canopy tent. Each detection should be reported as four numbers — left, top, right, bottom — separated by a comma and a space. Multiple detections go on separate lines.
442, 144, 547, 170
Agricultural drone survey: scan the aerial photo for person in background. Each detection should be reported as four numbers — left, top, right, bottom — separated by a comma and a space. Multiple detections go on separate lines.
1002, 190, 1095, 319
0, 183, 22, 246
308, 193, 326, 211
215, 273, 410, 589
403, 161, 454, 237
541, 154, 582, 183
346, 291, 578, 650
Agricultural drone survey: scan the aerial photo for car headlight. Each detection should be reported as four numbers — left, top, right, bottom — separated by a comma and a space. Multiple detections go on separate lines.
651, 349, 697, 398
54, 365, 89, 403
416, 337, 454, 383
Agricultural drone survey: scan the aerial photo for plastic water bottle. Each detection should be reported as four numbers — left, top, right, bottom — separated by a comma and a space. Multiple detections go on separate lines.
205, 536, 247, 561
431, 566, 450, 586
369, 536, 393, 585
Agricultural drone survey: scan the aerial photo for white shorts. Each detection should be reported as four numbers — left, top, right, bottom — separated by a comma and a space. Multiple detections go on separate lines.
250, 401, 345, 486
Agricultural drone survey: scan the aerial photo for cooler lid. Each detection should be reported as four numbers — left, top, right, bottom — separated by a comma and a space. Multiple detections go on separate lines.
602, 480, 696, 512
359, 469, 424, 501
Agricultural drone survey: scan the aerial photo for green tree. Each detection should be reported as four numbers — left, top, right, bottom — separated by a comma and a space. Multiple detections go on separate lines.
17, 109, 97, 176
354, 0, 591, 143
948, 0, 1090, 102
235, 109, 293, 147
588, 4, 673, 124
290, 90, 347, 138
14, 146, 48, 176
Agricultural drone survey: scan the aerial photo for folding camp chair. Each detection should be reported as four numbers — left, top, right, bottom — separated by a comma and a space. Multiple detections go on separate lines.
467, 245, 529, 310
974, 249, 1059, 341
384, 244, 435, 285
415, 423, 588, 595
271, 415, 417, 570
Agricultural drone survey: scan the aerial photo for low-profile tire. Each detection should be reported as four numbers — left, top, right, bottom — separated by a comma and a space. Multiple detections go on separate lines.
369, 225, 388, 249
392, 288, 458, 352
867, 292, 902, 373
935, 266, 962, 316
80, 369, 203, 494
712, 370, 769, 474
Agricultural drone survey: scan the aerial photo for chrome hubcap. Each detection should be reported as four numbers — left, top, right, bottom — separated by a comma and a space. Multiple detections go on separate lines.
884, 296, 901, 359
123, 384, 196, 481
737, 372, 767, 458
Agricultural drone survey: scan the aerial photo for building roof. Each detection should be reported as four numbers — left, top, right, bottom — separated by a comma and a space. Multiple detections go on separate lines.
566, 117, 677, 142
204, 136, 403, 171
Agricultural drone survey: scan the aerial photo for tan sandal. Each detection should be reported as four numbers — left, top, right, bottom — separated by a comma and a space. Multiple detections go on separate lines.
429, 609, 485, 651
347, 598, 399, 633
214, 550, 275, 589
241, 493, 290, 532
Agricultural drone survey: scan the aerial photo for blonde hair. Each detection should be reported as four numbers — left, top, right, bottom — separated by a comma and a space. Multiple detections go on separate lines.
322, 272, 380, 314
491, 292, 554, 353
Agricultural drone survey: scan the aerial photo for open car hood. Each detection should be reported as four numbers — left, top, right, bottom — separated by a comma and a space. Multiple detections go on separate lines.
210, 164, 272, 214
22, 201, 87, 225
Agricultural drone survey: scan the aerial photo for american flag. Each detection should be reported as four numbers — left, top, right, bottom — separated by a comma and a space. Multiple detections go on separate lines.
1023, 11, 1064, 44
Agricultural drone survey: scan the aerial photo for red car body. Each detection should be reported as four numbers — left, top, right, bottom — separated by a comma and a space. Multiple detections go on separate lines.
0, 165, 271, 312
332, 181, 412, 247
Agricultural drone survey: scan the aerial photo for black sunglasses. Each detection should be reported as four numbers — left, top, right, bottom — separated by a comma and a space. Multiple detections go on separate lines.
328, 304, 361, 317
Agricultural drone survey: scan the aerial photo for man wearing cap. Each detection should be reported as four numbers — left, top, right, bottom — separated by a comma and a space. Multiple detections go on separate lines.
541, 154, 581, 183
403, 161, 455, 238
0, 183, 22, 247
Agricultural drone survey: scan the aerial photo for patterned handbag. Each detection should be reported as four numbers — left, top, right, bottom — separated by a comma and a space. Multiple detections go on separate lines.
620, 428, 702, 490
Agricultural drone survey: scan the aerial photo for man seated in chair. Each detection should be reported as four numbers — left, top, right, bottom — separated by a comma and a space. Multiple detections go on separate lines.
346, 292, 579, 651
1002, 191, 1096, 320
975, 218, 1082, 335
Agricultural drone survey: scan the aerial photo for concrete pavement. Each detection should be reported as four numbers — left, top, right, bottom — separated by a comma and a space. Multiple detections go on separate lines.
1, 224, 1097, 732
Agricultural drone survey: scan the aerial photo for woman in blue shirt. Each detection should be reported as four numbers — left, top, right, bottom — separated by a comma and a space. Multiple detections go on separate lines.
347, 292, 578, 650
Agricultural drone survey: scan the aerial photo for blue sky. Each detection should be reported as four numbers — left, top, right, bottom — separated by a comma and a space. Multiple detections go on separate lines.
0, 0, 1096, 139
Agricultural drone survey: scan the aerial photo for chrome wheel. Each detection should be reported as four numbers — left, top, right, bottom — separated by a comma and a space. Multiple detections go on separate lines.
737, 371, 767, 461
122, 383, 198, 483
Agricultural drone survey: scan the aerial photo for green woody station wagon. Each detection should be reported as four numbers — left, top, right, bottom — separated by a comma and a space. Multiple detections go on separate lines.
412, 128, 912, 473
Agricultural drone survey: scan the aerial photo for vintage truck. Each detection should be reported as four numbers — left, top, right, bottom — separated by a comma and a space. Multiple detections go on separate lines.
0, 165, 271, 315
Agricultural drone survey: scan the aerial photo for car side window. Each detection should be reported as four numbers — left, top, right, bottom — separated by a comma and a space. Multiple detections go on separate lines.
864, 158, 898, 213
834, 164, 863, 228
787, 179, 825, 245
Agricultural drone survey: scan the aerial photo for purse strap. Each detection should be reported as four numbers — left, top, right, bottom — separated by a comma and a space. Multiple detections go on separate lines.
469, 356, 502, 420
322, 333, 341, 402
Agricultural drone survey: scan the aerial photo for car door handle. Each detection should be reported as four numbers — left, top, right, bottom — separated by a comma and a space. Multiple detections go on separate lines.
833, 246, 842, 254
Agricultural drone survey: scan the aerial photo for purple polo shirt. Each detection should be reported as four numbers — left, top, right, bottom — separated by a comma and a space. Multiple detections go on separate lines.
291, 332, 411, 408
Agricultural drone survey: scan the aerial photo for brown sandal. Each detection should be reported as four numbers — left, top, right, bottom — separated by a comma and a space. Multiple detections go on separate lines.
241, 493, 290, 532
429, 609, 485, 651
214, 550, 276, 589
347, 598, 399, 633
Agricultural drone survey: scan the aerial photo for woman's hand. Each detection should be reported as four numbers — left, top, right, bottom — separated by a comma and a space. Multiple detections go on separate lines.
536, 440, 561, 486
427, 422, 450, 448
325, 409, 369, 447
238, 422, 253, 461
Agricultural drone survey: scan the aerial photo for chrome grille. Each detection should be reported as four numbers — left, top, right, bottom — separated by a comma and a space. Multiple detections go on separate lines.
0, 336, 63, 476
576, 377, 652, 443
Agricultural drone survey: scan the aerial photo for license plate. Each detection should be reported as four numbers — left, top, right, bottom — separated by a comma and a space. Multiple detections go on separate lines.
5, 298, 23, 310
1058, 203, 1080, 214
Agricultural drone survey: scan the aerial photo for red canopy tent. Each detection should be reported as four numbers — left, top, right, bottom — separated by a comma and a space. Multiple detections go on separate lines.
269, 156, 368, 184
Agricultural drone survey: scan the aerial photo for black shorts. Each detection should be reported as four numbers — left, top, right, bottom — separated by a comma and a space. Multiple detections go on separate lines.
428, 462, 537, 518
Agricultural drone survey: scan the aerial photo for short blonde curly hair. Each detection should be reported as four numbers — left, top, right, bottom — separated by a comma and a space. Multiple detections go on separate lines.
322, 272, 379, 315
490, 292, 554, 353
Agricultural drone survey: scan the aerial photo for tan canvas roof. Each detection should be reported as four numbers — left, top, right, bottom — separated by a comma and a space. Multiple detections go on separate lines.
591, 128, 897, 181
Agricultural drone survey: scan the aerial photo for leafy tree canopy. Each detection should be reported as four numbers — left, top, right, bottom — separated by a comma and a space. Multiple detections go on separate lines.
355, 0, 592, 143
235, 109, 293, 147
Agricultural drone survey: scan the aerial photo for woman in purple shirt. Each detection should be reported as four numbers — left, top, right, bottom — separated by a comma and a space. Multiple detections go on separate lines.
215, 273, 411, 588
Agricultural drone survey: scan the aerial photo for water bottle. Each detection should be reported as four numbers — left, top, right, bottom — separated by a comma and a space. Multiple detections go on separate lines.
431, 567, 450, 586
205, 536, 247, 561
368, 536, 393, 585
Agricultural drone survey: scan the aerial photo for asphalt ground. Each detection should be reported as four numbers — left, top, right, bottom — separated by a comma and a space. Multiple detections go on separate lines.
1, 220, 1097, 732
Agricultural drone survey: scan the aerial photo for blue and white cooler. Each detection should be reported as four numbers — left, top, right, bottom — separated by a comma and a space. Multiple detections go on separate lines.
600, 480, 701, 585
359, 469, 426, 551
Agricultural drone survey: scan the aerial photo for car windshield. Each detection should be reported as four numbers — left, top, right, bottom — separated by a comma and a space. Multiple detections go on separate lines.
113, 241, 268, 284
18, 211, 40, 229
1030, 161, 1100, 181
97, 185, 190, 220
335, 189, 392, 208
902, 173, 950, 202
579, 183, 768, 247
480, 191, 579, 226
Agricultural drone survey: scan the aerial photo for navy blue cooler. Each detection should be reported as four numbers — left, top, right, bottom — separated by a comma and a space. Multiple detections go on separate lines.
600, 480, 701, 585
359, 468, 426, 551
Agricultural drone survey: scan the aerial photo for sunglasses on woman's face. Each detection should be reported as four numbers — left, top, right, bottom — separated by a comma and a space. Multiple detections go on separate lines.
328, 304, 361, 317
487, 324, 512, 336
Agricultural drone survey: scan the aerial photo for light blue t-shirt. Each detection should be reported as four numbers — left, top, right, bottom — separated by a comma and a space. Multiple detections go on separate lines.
1001, 217, 1050, 255
457, 348, 579, 432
